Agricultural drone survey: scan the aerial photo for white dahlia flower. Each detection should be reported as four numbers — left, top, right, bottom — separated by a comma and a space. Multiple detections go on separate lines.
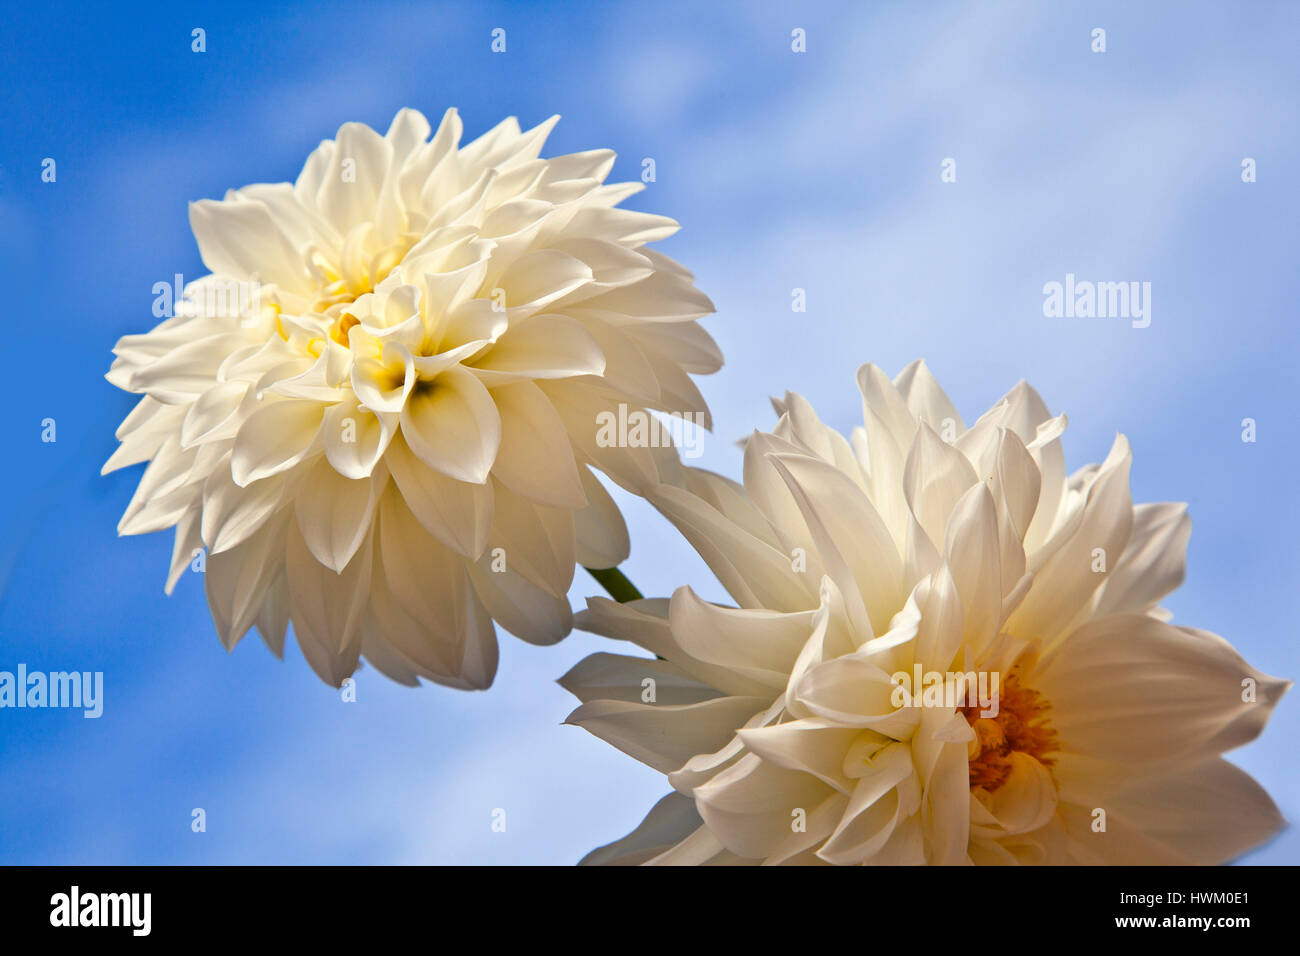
105, 108, 719, 689
564, 361, 1287, 864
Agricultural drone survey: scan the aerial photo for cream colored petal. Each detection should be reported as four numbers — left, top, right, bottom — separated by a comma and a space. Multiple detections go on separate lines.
903, 422, 978, 552
559, 652, 722, 706
203, 511, 289, 650
669, 587, 817, 692
470, 313, 605, 383
230, 398, 325, 486
541, 382, 662, 492
893, 359, 964, 434
572, 466, 630, 569
485, 479, 575, 597
399, 365, 501, 484
1005, 434, 1133, 646
467, 558, 571, 646
1035, 612, 1290, 774
1101, 758, 1285, 864
322, 398, 395, 479
284, 520, 371, 685
293, 460, 385, 572
737, 719, 860, 794
650, 483, 810, 613
943, 483, 1002, 651
565, 695, 768, 775
976, 752, 1058, 836
793, 644, 921, 739
489, 381, 587, 508
817, 743, 915, 864
695, 752, 836, 860
575, 597, 776, 699
579, 792, 704, 866
1090, 501, 1190, 617
201, 465, 290, 555
384, 432, 492, 559
188, 198, 309, 291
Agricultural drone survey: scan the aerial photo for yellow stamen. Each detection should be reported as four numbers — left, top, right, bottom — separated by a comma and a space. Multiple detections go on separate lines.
961, 671, 1059, 793
330, 312, 360, 346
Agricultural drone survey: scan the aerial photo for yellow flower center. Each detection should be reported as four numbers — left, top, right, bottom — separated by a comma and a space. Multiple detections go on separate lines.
329, 312, 360, 346
960, 672, 1059, 793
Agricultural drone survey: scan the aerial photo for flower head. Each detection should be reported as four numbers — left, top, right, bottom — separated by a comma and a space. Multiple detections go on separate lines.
105, 108, 719, 688
564, 361, 1287, 864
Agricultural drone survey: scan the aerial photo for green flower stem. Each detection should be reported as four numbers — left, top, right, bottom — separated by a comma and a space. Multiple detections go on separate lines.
584, 566, 644, 603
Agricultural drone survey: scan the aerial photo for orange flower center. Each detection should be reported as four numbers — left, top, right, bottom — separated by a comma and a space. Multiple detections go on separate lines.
960, 672, 1059, 793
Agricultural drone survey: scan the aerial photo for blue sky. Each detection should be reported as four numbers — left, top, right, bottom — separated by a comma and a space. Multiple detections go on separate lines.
0, 0, 1296, 863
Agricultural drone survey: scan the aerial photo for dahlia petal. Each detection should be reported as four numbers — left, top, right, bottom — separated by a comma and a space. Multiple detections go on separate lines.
230, 398, 325, 486
542, 382, 662, 492
103, 400, 185, 475
1005, 434, 1133, 644
316, 121, 390, 234
558, 652, 721, 706
322, 398, 395, 479
566, 697, 769, 777
903, 422, 979, 550
570, 318, 660, 401
467, 559, 571, 646
695, 752, 835, 860
127, 333, 234, 401
625, 319, 724, 375
573, 467, 630, 569
1099, 758, 1285, 864
737, 719, 860, 794
471, 313, 605, 382
399, 365, 501, 483
294, 461, 385, 573
565, 205, 680, 246
165, 507, 203, 595
486, 479, 576, 597
769, 452, 901, 636
669, 586, 816, 691
285, 521, 371, 682
683, 466, 783, 550
651, 483, 809, 613
254, 570, 289, 658
203, 513, 288, 650
817, 744, 914, 864
893, 359, 964, 434
372, 492, 470, 664
943, 483, 1002, 650
201, 464, 289, 555
489, 381, 587, 508
180, 381, 249, 449
188, 198, 308, 291
1091, 501, 1191, 617
979, 752, 1058, 836
384, 432, 492, 558
579, 792, 703, 867
1036, 612, 1291, 773
856, 363, 918, 453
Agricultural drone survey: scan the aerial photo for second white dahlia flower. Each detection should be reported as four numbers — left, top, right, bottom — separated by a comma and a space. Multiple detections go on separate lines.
564, 361, 1287, 864
105, 108, 719, 688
